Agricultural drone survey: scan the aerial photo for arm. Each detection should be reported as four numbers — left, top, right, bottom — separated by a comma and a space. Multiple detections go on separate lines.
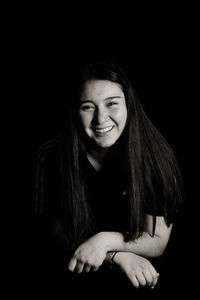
68, 215, 172, 273
100, 215, 173, 257
68, 249, 159, 289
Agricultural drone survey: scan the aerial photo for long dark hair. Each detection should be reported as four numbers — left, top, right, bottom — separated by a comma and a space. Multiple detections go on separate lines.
63, 60, 183, 249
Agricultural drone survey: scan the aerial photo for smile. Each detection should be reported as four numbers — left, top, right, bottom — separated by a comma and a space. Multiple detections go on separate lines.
94, 126, 114, 134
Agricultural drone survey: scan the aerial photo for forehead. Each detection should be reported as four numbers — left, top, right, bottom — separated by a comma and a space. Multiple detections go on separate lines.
80, 79, 124, 100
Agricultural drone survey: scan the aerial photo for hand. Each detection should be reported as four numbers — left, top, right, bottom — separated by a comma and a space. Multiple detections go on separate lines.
114, 252, 159, 289
68, 233, 108, 273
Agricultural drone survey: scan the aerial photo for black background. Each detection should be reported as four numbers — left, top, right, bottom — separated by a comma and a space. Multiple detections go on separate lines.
7, 5, 199, 298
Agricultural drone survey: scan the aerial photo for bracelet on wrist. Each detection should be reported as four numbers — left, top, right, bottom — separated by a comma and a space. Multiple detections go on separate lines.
111, 251, 118, 263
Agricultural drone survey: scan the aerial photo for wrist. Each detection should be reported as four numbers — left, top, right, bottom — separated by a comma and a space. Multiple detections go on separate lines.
112, 251, 121, 264
96, 232, 114, 252
104, 251, 118, 269
99, 231, 124, 252
111, 251, 118, 263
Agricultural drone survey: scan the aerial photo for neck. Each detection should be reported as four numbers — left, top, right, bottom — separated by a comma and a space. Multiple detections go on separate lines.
87, 144, 120, 171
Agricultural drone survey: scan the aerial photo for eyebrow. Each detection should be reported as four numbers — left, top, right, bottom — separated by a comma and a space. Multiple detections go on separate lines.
105, 96, 122, 101
80, 96, 122, 103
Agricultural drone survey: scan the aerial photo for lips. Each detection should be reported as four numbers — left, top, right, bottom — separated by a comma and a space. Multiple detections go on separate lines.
94, 126, 114, 135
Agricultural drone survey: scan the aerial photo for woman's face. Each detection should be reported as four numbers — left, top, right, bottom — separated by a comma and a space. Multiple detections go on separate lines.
79, 79, 127, 148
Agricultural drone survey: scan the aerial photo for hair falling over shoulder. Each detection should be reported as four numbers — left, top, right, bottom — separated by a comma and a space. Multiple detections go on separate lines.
62, 60, 184, 249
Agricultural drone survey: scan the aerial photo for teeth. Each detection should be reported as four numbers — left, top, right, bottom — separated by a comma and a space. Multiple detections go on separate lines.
95, 126, 113, 133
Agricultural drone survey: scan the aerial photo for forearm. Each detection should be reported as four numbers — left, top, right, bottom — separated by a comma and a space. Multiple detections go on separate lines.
100, 216, 172, 258
101, 231, 165, 257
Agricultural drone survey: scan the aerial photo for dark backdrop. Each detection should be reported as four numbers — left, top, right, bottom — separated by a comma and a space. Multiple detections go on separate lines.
11, 10, 198, 298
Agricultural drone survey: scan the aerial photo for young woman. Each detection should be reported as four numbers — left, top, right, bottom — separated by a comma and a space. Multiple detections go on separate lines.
32, 60, 183, 297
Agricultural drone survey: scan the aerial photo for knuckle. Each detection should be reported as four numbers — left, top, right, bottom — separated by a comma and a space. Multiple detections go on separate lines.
74, 253, 80, 260
78, 257, 88, 265
134, 265, 139, 272
77, 257, 83, 263
136, 266, 142, 273
127, 270, 135, 278
141, 262, 148, 270
128, 269, 135, 277
92, 262, 99, 268
147, 278, 153, 284
127, 271, 135, 282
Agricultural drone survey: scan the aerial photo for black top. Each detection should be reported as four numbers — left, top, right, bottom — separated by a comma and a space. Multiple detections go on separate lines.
31, 135, 183, 298
32, 135, 165, 238
82, 152, 130, 232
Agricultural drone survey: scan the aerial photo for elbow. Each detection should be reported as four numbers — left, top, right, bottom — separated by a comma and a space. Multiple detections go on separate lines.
152, 236, 168, 257
153, 246, 165, 257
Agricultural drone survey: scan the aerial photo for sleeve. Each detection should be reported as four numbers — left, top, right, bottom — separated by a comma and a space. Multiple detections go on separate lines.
32, 136, 64, 216
144, 188, 165, 217
31, 138, 65, 282
144, 185, 182, 225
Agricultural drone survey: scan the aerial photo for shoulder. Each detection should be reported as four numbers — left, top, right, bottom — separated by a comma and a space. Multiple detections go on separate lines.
32, 135, 65, 214
34, 135, 66, 174
36, 134, 64, 162
33, 134, 66, 183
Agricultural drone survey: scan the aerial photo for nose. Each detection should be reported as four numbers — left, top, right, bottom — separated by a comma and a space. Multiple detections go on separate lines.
94, 108, 107, 124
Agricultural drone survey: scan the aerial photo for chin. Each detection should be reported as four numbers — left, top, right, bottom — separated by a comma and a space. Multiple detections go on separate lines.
97, 144, 113, 149
95, 139, 116, 149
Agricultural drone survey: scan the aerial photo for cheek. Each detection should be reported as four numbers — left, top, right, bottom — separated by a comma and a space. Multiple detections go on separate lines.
79, 113, 92, 129
115, 109, 127, 128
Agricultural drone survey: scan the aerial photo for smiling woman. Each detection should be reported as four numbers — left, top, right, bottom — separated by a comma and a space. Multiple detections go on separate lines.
32, 60, 184, 298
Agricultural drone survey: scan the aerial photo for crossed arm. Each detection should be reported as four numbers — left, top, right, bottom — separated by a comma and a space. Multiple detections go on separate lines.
68, 214, 173, 288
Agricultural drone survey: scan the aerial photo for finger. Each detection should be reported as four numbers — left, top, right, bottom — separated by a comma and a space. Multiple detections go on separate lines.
136, 272, 147, 287
84, 263, 91, 273
68, 257, 77, 272
142, 269, 153, 286
75, 261, 84, 273
91, 266, 99, 272
151, 273, 159, 289
148, 266, 159, 289
127, 274, 140, 289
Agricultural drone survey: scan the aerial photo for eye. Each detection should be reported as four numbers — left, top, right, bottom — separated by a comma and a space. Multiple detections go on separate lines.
80, 104, 95, 111
107, 101, 118, 107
